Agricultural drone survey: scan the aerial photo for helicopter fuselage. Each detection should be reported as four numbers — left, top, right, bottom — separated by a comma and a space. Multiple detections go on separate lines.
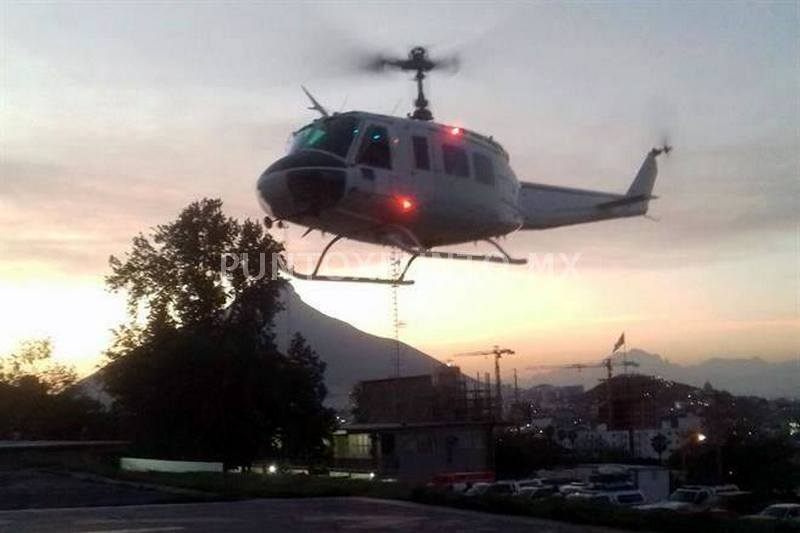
255, 49, 665, 284
257, 111, 522, 249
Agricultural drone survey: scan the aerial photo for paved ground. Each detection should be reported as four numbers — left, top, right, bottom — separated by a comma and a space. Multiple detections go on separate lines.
0, 497, 626, 533
0, 470, 626, 532
0, 470, 188, 510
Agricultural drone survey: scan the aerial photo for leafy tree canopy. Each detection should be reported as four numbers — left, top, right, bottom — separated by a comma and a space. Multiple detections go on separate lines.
0, 339, 109, 440
107, 197, 283, 341
104, 199, 332, 467
0, 338, 76, 394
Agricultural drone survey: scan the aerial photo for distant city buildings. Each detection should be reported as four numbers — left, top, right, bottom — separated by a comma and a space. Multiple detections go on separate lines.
513, 374, 799, 460
571, 413, 703, 460
333, 365, 799, 481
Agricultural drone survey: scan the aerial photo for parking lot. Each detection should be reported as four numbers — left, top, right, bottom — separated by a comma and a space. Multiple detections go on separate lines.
0, 469, 188, 510
0, 497, 629, 533
0, 469, 631, 532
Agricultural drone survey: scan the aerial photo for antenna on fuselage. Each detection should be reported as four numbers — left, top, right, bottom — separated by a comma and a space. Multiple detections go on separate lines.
301, 86, 329, 117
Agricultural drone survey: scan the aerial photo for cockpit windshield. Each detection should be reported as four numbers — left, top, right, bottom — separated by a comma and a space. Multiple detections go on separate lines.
289, 115, 360, 158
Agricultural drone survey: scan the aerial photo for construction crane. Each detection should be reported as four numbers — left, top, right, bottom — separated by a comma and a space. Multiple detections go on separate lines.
526, 358, 639, 428
455, 346, 514, 419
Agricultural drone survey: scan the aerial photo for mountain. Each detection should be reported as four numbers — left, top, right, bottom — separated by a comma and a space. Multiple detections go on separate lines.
76, 286, 443, 410
272, 286, 444, 408
77, 291, 796, 409
525, 349, 799, 399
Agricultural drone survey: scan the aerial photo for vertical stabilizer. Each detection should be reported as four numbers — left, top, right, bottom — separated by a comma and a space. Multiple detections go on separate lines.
626, 145, 670, 199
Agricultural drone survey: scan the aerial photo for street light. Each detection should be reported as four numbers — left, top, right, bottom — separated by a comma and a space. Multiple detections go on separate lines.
681, 431, 708, 474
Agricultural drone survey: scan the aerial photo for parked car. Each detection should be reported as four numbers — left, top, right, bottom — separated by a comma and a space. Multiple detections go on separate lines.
567, 489, 646, 507
637, 485, 743, 513
484, 480, 517, 496
540, 476, 579, 488
464, 482, 491, 497
559, 481, 592, 496
444, 482, 469, 493
515, 478, 544, 490
637, 486, 714, 512
559, 480, 635, 496
745, 503, 800, 522
518, 485, 559, 500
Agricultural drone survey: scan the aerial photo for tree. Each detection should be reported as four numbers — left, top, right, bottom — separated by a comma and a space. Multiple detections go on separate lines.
495, 432, 566, 478
0, 338, 76, 394
106, 198, 283, 340
671, 435, 799, 498
0, 339, 109, 439
650, 433, 668, 463
279, 333, 335, 462
567, 430, 578, 448
350, 382, 368, 423
103, 198, 332, 468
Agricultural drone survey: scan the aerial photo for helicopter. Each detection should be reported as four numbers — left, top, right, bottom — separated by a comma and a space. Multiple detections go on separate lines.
257, 46, 670, 285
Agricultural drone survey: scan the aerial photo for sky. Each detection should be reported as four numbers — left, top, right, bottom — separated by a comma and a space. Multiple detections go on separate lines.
1, 2, 798, 380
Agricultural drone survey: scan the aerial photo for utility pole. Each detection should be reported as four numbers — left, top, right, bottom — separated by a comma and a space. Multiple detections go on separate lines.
484, 372, 491, 417
603, 358, 614, 429
494, 350, 502, 417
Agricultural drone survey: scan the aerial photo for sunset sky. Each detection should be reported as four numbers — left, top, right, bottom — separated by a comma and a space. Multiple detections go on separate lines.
2, 2, 798, 379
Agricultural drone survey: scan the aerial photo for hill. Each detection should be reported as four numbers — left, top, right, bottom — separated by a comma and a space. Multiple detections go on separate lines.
527, 349, 799, 399
77, 286, 443, 410
272, 286, 444, 408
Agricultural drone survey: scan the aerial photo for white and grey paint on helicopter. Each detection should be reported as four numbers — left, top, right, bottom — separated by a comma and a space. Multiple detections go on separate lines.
256, 47, 669, 285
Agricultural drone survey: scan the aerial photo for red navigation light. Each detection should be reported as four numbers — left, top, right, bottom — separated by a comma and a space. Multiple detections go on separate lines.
450, 127, 462, 136
395, 196, 415, 213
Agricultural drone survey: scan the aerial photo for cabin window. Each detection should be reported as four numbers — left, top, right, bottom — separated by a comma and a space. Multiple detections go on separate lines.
357, 125, 391, 169
442, 144, 470, 178
412, 136, 430, 170
472, 153, 495, 185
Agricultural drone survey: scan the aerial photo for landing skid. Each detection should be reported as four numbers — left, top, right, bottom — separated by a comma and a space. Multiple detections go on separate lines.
387, 235, 527, 266
278, 231, 527, 286
278, 235, 415, 285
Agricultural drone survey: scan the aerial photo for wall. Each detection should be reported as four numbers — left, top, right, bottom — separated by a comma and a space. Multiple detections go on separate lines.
120, 457, 223, 473
384, 425, 491, 481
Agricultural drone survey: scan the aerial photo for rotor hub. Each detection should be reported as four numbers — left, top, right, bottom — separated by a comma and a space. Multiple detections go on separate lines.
365, 46, 459, 121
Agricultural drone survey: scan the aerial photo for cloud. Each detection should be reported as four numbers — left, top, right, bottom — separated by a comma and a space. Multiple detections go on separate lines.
1, 2, 798, 369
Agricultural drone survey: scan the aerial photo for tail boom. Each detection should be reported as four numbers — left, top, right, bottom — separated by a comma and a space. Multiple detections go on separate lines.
517, 146, 667, 230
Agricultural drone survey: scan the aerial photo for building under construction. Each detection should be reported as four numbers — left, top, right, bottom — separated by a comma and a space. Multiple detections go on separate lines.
332, 365, 498, 482
351, 365, 496, 424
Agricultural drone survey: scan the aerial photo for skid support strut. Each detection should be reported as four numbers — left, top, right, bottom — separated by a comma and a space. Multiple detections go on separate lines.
278, 233, 526, 286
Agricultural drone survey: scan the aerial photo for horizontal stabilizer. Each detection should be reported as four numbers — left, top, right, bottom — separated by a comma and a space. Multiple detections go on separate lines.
517, 146, 668, 230
596, 194, 659, 210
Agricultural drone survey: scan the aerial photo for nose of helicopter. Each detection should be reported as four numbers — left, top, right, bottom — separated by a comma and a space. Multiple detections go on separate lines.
257, 169, 292, 219
257, 153, 348, 221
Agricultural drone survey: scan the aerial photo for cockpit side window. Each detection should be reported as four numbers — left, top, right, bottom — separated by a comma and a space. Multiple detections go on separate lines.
472, 153, 495, 185
357, 125, 391, 169
442, 144, 470, 178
